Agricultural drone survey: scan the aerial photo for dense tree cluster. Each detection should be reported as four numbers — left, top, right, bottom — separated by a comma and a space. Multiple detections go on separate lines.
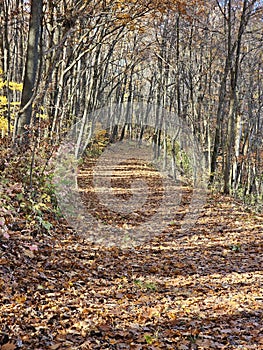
0, 0, 262, 201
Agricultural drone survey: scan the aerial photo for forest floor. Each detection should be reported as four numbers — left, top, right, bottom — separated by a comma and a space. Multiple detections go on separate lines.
0, 157, 263, 349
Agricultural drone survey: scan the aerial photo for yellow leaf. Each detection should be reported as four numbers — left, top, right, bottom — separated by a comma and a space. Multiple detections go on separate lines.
15, 294, 27, 304
8, 81, 23, 91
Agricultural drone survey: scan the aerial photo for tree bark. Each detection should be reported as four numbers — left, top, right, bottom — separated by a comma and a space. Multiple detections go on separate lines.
16, 0, 43, 140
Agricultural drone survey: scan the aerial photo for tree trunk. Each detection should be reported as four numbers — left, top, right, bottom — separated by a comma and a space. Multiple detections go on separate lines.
16, 0, 43, 140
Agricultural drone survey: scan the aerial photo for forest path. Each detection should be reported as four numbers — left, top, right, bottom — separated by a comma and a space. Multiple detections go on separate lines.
0, 156, 263, 349
77, 156, 195, 239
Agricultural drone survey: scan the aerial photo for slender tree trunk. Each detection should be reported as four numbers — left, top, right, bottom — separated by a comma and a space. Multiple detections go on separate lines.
16, 0, 43, 140
223, 0, 251, 194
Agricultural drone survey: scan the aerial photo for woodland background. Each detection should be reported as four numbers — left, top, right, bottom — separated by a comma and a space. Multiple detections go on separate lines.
0, 0, 263, 199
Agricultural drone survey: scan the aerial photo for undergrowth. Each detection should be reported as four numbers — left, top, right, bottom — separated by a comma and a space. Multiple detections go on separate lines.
0, 136, 60, 238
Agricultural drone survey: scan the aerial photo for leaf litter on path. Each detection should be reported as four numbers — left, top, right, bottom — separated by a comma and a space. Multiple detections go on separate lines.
0, 157, 262, 349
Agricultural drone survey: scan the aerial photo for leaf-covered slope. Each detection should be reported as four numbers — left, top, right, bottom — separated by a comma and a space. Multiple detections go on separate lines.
0, 189, 262, 349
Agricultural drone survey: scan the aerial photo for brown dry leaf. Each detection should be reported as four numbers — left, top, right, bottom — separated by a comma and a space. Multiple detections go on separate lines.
115, 292, 124, 299
98, 324, 111, 332
48, 344, 61, 350
195, 338, 213, 347
178, 343, 189, 350
23, 249, 34, 258
0, 259, 8, 264
1, 342, 16, 350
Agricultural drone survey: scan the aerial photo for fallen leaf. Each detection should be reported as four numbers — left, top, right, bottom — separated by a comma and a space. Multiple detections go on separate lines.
23, 249, 34, 258
1, 342, 16, 350
48, 344, 61, 350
